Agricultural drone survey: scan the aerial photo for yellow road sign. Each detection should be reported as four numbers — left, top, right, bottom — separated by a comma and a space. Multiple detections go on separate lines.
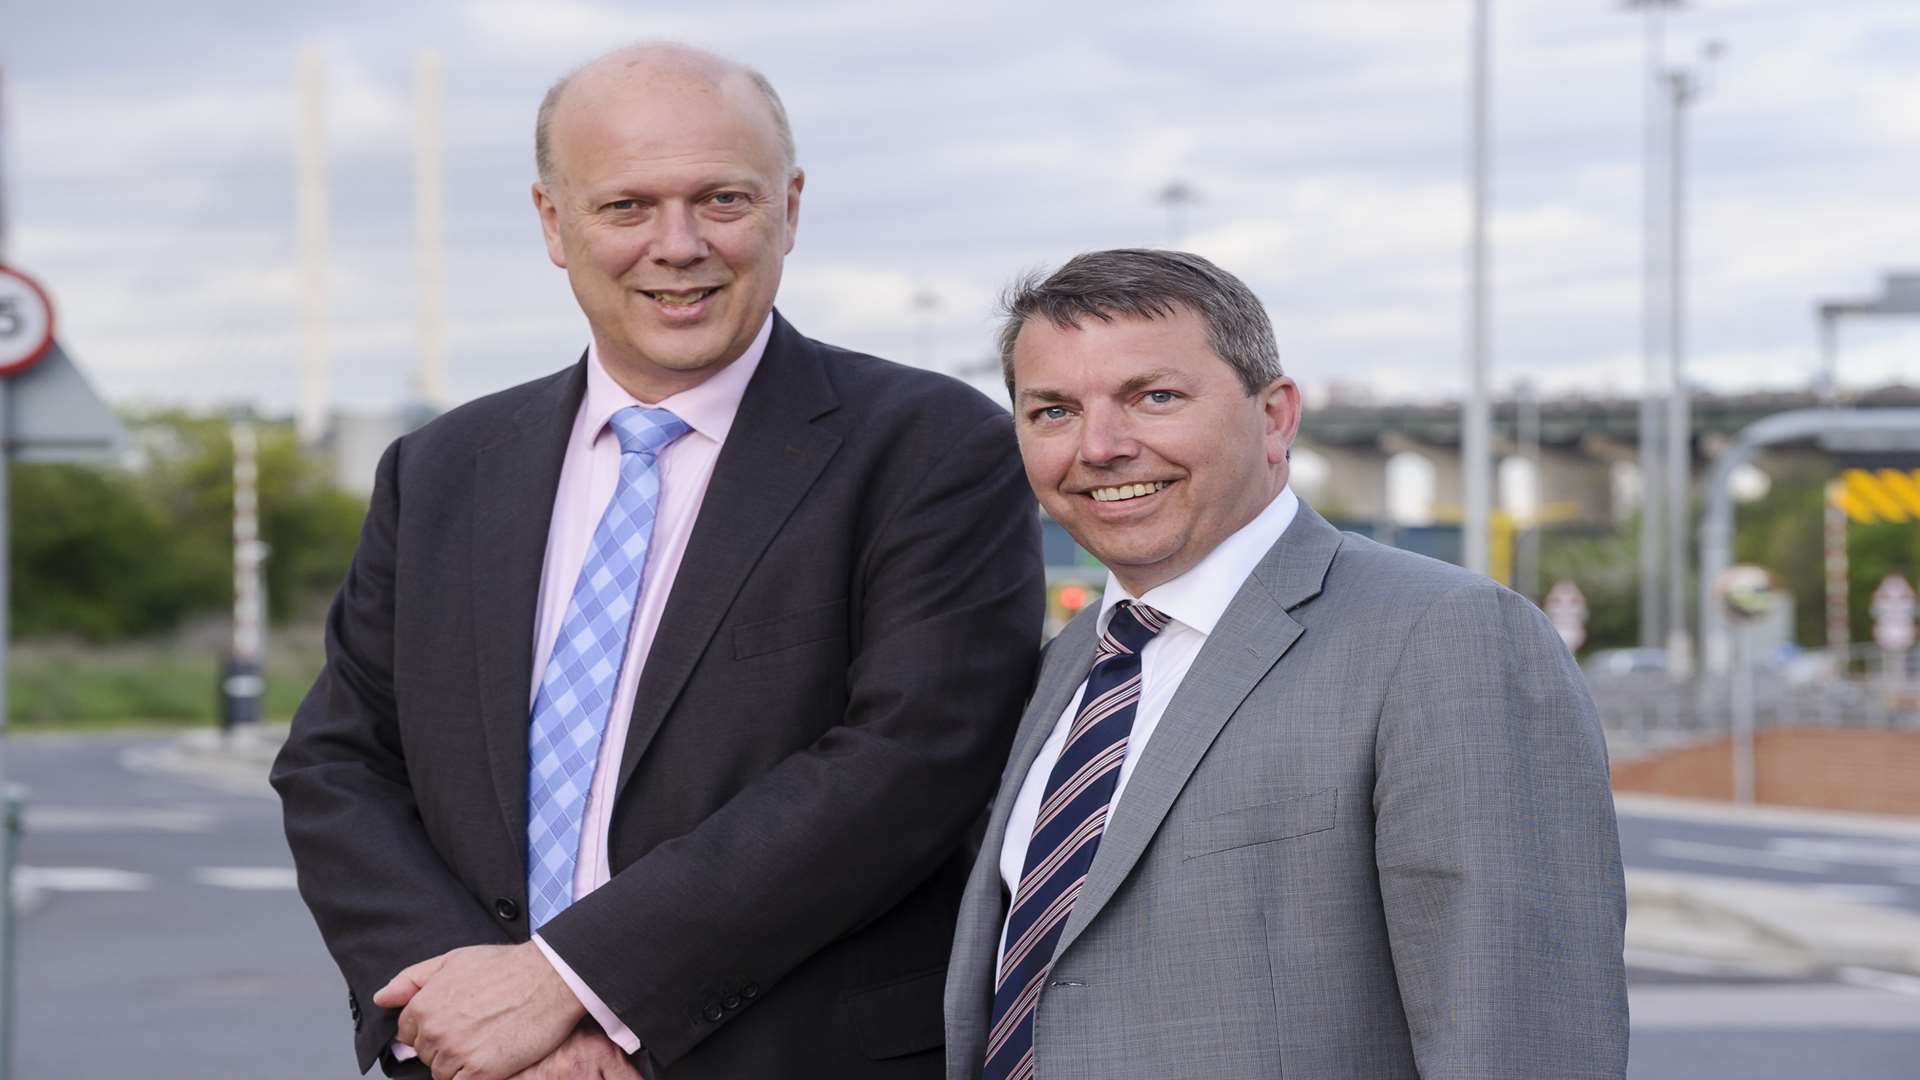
1830, 468, 1920, 524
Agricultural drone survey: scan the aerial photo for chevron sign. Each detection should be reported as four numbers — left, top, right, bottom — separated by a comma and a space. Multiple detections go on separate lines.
1829, 468, 1920, 524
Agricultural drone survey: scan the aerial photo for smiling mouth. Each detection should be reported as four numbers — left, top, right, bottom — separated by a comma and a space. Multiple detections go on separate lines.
1087, 481, 1171, 503
641, 287, 721, 307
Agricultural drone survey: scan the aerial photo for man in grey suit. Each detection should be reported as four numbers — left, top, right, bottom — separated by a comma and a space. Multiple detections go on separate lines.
945, 249, 1627, 1080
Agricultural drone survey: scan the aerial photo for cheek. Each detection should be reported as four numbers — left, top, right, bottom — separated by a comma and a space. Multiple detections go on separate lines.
1016, 433, 1072, 492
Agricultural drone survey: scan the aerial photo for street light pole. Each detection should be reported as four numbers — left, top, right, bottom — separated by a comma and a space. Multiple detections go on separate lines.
1156, 182, 1199, 248
1624, 0, 1680, 648
1462, 0, 1493, 578
1665, 56, 1713, 676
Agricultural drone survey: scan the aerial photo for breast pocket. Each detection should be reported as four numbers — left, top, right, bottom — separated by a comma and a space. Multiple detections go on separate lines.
732, 599, 850, 660
1182, 788, 1338, 861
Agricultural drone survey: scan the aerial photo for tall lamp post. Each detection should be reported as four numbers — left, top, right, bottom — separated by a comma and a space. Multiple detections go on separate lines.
1156, 182, 1199, 248
1817, 272, 1920, 399
1622, 0, 1681, 649
1462, 0, 1493, 577
1663, 43, 1721, 676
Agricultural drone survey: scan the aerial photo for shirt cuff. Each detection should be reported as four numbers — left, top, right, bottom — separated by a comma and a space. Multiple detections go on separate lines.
389, 1040, 418, 1062
533, 933, 642, 1054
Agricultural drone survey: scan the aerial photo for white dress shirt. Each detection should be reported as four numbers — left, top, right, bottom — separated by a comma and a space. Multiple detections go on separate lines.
394, 315, 771, 1063
995, 485, 1299, 974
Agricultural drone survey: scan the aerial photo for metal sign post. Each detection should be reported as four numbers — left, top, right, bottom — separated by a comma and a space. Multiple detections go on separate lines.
1717, 565, 1781, 806
1873, 574, 1915, 712
0, 264, 125, 1080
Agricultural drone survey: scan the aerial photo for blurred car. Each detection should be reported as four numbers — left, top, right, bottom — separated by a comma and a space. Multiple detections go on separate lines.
1582, 647, 1671, 679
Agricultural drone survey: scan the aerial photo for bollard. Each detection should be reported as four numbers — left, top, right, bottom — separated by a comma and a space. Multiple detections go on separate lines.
219, 654, 265, 736
1, 784, 24, 1080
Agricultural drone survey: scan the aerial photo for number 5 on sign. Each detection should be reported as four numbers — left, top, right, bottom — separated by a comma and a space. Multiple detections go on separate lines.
0, 267, 55, 378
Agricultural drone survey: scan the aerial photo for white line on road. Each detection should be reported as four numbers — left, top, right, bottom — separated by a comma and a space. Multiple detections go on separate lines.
1801, 883, 1914, 904
1629, 984, 1920, 1030
16, 866, 153, 892
1624, 948, 1793, 979
1838, 967, 1920, 997
1648, 838, 1833, 874
1771, 837, 1920, 868
24, 807, 218, 834
193, 867, 299, 890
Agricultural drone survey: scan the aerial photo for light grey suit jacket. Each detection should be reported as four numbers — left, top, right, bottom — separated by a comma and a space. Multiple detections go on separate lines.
945, 503, 1628, 1079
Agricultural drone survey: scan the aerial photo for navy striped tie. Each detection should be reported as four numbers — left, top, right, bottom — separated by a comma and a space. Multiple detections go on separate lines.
984, 600, 1170, 1080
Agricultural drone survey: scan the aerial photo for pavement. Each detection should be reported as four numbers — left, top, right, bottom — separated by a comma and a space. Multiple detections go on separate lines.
147, 727, 1920, 980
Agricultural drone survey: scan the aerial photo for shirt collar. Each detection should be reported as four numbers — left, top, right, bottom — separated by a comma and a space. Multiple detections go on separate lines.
579, 312, 773, 449
1097, 485, 1300, 638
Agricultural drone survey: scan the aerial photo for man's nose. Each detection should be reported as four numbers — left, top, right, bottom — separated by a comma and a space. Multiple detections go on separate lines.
650, 203, 708, 266
1077, 405, 1139, 466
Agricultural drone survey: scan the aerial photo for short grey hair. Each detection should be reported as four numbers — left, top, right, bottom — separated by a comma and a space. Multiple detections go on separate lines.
534, 44, 797, 186
997, 249, 1283, 397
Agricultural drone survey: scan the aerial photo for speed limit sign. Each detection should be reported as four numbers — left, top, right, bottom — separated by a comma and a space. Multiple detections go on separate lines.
0, 266, 56, 378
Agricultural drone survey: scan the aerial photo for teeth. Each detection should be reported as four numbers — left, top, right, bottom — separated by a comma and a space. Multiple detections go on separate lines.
1090, 481, 1169, 502
649, 289, 713, 305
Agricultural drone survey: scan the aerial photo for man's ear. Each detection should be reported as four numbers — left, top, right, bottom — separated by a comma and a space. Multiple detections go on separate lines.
783, 167, 806, 253
1261, 376, 1303, 466
533, 182, 567, 269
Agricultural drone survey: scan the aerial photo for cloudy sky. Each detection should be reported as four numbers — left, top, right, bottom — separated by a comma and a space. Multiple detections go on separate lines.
7, 0, 1919, 418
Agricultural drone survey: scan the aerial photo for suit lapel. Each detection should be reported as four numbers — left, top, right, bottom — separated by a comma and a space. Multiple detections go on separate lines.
472, 360, 587, 864
612, 315, 843, 799
1053, 504, 1345, 959
950, 608, 1101, 1050
977, 610, 1102, 898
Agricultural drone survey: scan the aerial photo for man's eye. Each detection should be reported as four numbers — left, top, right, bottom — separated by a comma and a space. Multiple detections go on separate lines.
1144, 391, 1177, 405
711, 192, 743, 206
1035, 406, 1070, 422
605, 199, 639, 212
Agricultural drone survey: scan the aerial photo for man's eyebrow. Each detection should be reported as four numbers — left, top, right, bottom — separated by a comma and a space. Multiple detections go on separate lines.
1115, 369, 1187, 395
1015, 388, 1076, 406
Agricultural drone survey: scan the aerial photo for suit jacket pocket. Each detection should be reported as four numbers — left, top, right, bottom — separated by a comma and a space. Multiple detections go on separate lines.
732, 599, 849, 659
842, 966, 947, 1060
1183, 788, 1338, 860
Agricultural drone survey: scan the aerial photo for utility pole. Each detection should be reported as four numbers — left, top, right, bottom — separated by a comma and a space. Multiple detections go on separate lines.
1156, 182, 1199, 248
1624, 0, 1681, 648
1516, 380, 1542, 601
1664, 49, 1717, 676
414, 51, 448, 412
297, 47, 330, 445
1462, 0, 1493, 577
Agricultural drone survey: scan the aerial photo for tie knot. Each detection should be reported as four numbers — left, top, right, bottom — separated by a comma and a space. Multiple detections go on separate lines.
609, 406, 690, 458
1095, 600, 1170, 662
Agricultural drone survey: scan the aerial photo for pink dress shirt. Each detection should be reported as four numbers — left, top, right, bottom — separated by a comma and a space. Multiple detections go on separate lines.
393, 315, 770, 1063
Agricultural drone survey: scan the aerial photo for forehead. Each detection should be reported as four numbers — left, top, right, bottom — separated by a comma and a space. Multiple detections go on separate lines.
1011, 307, 1229, 390
551, 70, 783, 186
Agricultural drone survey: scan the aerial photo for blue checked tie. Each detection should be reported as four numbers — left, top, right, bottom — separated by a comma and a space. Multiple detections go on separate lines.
526, 405, 690, 930
984, 601, 1170, 1080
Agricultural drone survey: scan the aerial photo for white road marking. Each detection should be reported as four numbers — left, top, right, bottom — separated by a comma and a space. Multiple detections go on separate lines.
1800, 883, 1913, 904
1649, 838, 1833, 874
1771, 837, 1920, 868
1838, 967, 1920, 997
15, 866, 153, 892
1629, 984, 1920, 1030
25, 807, 218, 834
194, 867, 299, 890
1624, 948, 1783, 979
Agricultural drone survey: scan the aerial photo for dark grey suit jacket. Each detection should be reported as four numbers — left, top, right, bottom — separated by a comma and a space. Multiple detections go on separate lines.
945, 503, 1628, 1079
274, 314, 1045, 1078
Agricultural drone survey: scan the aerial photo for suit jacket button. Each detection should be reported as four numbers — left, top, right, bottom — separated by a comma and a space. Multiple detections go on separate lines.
741, 982, 758, 1000
494, 898, 520, 921
703, 1003, 725, 1022
723, 995, 741, 1010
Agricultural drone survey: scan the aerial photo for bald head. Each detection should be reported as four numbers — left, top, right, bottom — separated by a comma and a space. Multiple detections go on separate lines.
535, 43, 796, 186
